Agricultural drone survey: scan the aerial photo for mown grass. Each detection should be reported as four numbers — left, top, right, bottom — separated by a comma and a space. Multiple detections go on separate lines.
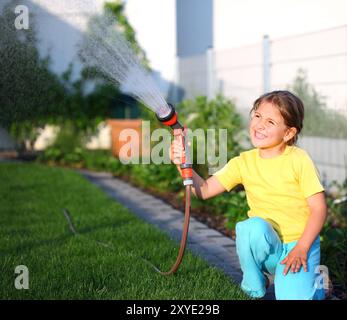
0, 163, 248, 300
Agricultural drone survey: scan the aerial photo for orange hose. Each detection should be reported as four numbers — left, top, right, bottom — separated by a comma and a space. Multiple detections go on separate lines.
143, 185, 191, 275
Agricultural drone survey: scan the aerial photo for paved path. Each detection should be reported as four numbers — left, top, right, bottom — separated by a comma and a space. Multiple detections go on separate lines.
79, 170, 275, 300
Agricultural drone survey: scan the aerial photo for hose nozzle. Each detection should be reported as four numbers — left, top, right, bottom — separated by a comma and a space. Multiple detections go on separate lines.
156, 104, 193, 185
156, 103, 183, 130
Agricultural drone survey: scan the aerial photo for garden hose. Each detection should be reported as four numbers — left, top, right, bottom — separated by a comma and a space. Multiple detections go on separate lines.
142, 185, 191, 275
142, 104, 193, 275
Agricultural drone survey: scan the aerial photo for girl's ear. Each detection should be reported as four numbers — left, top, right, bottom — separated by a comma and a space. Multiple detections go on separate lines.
284, 127, 297, 143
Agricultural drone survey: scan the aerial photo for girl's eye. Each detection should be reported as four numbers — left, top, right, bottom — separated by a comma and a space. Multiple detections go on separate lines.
268, 121, 275, 125
254, 114, 260, 118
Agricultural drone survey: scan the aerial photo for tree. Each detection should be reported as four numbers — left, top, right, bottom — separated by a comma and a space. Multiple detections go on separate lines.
0, 1, 66, 148
104, 0, 150, 69
0, 0, 149, 150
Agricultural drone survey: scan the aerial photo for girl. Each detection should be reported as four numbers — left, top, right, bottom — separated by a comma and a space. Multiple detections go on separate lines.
170, 90, 328, 300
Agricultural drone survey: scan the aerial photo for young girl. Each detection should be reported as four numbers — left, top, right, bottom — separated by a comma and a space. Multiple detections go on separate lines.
170, 90, 327, 300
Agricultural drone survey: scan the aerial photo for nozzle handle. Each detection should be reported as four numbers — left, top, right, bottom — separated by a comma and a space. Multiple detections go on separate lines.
171, 120, 184, 130
178, 127, 193, 185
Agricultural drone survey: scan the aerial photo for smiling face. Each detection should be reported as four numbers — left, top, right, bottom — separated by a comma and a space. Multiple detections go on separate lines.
249, 101, 296, 152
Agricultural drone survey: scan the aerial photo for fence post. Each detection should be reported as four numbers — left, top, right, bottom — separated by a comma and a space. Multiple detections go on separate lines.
263, 34, 271, 93
206, 46, 214, 100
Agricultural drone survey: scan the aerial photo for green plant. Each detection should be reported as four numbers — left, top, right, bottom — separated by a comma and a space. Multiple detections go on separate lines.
104, 0, 150, 69
0, 2, 66, 145
320, 226, 347, 294
320, 179, 347, 297
9, 120, 43, 151
223, 190, 249, 230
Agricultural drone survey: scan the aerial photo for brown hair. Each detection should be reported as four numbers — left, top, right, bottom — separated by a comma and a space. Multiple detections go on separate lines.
250, 90, 305, 145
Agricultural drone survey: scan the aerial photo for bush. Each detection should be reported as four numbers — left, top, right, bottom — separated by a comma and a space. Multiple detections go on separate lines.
223, 190, 249, 230
320, 227, 347, 295
321, 181, 347, 295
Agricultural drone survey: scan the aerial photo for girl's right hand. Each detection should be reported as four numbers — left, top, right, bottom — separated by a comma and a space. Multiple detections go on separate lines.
169, 129, 186, 165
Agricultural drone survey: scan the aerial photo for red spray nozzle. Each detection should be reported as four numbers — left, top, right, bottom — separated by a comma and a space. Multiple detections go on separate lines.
156, 103, 183, 130
157, 104, 193, 185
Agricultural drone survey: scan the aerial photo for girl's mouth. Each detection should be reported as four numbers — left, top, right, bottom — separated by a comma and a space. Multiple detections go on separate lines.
254, 130, 267, 140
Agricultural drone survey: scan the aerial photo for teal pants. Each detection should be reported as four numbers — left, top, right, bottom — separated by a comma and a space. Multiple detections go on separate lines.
235, 217, 325, 300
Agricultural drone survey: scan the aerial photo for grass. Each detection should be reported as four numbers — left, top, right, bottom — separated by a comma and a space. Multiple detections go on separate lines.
0, 163, 248, 300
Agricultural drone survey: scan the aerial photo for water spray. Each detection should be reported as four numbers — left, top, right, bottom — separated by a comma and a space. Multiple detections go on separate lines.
78, 10, 193, 275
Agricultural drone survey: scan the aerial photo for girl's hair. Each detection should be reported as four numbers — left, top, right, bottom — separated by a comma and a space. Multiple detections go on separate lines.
250, 90, 305, 145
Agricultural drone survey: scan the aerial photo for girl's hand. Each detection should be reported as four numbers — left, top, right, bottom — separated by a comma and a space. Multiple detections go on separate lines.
169, 129, 185, 165
280, 243, 309, 275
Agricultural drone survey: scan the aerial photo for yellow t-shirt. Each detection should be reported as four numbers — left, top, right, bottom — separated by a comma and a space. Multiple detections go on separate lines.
213, 145, 324, 243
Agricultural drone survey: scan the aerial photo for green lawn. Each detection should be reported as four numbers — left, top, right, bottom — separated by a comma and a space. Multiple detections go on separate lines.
0, 163, 248, 300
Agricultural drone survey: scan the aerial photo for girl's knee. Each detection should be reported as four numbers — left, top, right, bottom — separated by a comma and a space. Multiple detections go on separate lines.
236, 217, 276, 261
274, 268, 325, 300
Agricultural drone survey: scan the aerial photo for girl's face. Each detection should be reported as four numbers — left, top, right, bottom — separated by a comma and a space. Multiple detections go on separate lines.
249, 101, 294, 150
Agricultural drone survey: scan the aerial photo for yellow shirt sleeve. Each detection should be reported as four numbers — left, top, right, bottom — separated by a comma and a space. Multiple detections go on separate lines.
297, 152, 325, 198
213, 156, 242, 192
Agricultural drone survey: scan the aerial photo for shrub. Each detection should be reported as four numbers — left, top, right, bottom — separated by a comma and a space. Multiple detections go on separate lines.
321, 180, 347, 295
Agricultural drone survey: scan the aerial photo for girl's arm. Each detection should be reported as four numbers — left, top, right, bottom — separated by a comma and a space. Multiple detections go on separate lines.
297, 191, 327, 251
281, 191, 327, 275
175, 165, 226, 200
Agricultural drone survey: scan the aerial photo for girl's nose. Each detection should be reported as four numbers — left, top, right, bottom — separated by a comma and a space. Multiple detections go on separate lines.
256, 121, 265, 130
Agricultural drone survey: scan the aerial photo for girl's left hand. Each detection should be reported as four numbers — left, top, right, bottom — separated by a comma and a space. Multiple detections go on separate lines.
280, 244, 309, 275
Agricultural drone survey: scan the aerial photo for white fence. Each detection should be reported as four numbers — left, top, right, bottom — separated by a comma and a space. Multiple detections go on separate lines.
270, 26, 347, 114
179, 25, 347, 112
299, 136, 347, 187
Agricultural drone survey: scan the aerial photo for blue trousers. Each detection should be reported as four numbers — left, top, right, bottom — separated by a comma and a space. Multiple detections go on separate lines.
235, 217, 325, 300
